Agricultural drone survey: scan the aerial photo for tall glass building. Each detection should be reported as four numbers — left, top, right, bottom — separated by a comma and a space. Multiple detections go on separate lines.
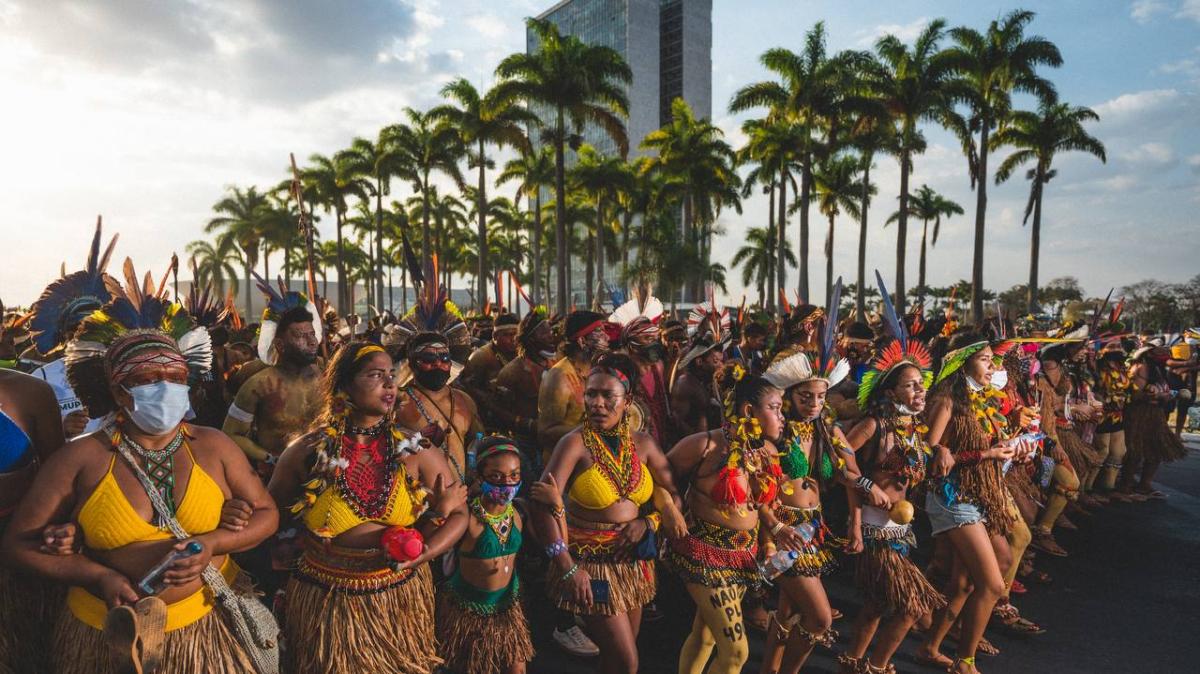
527, 0, 712, 306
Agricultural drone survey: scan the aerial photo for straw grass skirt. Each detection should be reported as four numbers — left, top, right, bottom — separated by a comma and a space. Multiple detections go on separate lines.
855, 525, 945, 619
50, 574, 257, 674
1125, 401, 1187, 464
436, 576, 534, 674
0, 563, 61, 674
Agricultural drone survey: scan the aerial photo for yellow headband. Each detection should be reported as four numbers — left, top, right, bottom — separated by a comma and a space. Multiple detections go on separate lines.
354, 344, 385, 362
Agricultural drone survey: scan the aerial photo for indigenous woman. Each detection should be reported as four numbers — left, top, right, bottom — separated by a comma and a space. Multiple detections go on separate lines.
1119, 345, 1188, 499
917, 334, 1034, 674
437, 436, 534, 674
534, 352, 683, 674
0, 368, 66, 674
757, 346, 891, 674
1030, 344, 1098, 556
2, 269, 279, 674
1093, 342, 1132, 500
840, 337, 946, 674
666, 365, 785, 674
270, 341, 467, 674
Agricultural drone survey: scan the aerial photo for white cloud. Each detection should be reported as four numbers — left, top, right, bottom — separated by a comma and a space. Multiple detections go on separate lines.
1159, 56, 1200, 78
1131, 0, 1169, 23
1120, 142, 1176, 165
854, 17, 930, 47
1188, 154, 1200, 172
467, 13, 510, 40
1178, 0, 1200, 23
1094, 88, 1179, 119
1098, 175, 1139, 192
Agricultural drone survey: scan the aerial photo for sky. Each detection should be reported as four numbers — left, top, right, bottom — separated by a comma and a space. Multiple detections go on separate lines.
1, 0, 1198, 308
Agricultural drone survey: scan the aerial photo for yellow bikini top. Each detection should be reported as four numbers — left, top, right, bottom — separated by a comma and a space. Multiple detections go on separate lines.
568, 461, 654, 510
303, 461, 425, 538
78, 445, 224, 551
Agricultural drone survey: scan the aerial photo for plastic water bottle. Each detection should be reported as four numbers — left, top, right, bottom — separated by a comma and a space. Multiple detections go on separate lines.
138, 541, 204, 595
759, 549, 798, 582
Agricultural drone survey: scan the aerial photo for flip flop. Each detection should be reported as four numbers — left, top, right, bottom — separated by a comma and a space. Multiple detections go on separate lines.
1137, 489, 1167, 500
913, 651, 954, 669
102, 605, 143, 674
134, 597, 167, 674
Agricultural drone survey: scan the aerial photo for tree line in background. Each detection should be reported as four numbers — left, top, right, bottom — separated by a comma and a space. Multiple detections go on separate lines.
190, 10, 1120, 325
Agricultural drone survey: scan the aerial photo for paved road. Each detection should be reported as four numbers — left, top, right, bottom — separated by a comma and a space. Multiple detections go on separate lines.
526, 434, 1200, 673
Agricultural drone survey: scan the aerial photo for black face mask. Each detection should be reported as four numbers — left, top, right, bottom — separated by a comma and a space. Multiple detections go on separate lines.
413, 367, 451, 391
639, 342, 666, 363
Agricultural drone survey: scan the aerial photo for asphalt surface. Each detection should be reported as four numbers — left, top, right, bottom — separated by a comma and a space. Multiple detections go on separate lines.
526, 434, 1200, 673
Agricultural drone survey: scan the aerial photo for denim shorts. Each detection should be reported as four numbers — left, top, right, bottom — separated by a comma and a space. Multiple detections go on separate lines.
925, 488, 984, 536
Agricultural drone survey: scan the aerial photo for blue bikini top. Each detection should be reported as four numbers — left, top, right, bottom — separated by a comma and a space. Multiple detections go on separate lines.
0, 408, 32, 473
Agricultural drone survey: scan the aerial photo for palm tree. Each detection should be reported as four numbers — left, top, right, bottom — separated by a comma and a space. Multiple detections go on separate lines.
844, 101, 897, 319
810, 154, 869, 305
384, 109, 466, 261
888, 185, 963, 307
738, 118, 800, 312
730, 23, 863, 302
571, 145, 634, 306
642, 98, 740, 301
430, 78, 535, 308
732, 226, 796, 307
945, 9, 1062, 323
868, 19, 959, 315
339, 133, 404, 309
497, 147, 554, 305
302, 153, 372, 313
993, 101, 1105, 313
186, 238, 241, 297
205, 185, 269, 318
495, 18, 632, 313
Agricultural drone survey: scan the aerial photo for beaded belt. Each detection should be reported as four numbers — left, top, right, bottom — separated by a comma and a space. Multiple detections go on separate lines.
861, 522, 916, 555
665, 517, 760, 587
294, 534, 416, 595
565, 515, 626, 562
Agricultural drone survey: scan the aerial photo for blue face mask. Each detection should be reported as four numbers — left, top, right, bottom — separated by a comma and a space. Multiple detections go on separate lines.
124, 381, 192, 435
481, 480, 522, 506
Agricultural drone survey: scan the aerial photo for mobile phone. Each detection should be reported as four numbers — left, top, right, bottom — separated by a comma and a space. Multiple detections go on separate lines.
138, 541, 203, 595
590, 579, 611, 604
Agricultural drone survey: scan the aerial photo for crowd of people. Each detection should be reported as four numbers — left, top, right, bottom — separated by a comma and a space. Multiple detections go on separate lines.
0, 223, 1197, 674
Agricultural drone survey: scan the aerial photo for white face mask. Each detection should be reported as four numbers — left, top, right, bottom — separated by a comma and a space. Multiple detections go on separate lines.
893, 402, 920, 416
966, 375, 986, 392
124, 381, 191, 435
990, 369, 1008, 390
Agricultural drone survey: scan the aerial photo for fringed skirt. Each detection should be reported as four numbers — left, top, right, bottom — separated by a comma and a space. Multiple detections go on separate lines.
855, 507, 945, 619
1125, 401, 1188, 464
664, 517, 760, 589
52, 567, 257, 674
775, 504, 840, 578
437, 572, 534, 674
1055, 425, 1102, 474
285, 539, 441, 674
0, 558, 62, 674
545, 517, 656, 616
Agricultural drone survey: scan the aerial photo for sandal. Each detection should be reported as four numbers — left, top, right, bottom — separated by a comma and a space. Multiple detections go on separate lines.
102, 605, 143, 674
1009, 579, 1027, 594
1031, 530, 1068, 557
976, 636, 1000, 656
133, 597, 167, 674
1135, 488, 1167, 500
1056, 514, 1079, 531
914, 651, 954, 669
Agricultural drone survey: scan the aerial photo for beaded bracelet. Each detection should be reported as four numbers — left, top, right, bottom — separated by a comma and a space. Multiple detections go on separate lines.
561, 562, 580, 583
643, 512, 661, 532
545, 540, 568, 558
771, 521, 786, 536
424, 512, 448, 528
855, 476, 875, 494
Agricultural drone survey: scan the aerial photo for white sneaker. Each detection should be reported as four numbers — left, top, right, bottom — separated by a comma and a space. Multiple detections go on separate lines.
553, 625, 600, 657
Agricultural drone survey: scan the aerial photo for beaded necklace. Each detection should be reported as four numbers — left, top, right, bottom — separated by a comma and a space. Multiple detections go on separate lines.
968, 385, 1010, 441
582, 415, 642, 501
711, 416, 784, 512
890, 415, 930, 485
778, 420, 832, 487
405, 386, 465, 482
117, 426, 186, 525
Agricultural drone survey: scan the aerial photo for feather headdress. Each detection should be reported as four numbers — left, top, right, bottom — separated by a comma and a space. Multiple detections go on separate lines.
65, 258, 212, 417
611, 280, 664, 345
29, 217, 121, 355
765, 277, 850, 390
184, 262, 229, 329
253, 272, 322, 365
687, 282, 730, 339
391, 255, 471, 387
858, 271, 933, 409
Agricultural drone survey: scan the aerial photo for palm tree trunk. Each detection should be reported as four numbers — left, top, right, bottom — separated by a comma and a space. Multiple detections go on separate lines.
243, 258, 252, 320
554, 111, 568, 314
856, 157, 871, 320
387, 264, 393, 312
595, 200, 605, 308
971, 123, 990, 325
585, 227, 595, 308
375, 177, 386, 310
400, 265, 407, 313
336, 210, 347, 314
825, 213, 835, 307
798, 161, 812, 302
777, 171, 788, 312
477, 140, 489, 309
918, 218, 929, 306
532, 189, 543, 306
767, 182, 777, 314
263, 245, 270, 283
1027, 170, 1044, 314
683, 193, 695, 302
896, 152, 910, 316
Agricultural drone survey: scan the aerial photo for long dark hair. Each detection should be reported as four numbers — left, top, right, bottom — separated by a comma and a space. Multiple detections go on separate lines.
932, 332, 987, 416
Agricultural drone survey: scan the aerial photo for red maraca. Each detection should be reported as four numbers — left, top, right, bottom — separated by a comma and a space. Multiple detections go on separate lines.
381, 527, 424, 562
